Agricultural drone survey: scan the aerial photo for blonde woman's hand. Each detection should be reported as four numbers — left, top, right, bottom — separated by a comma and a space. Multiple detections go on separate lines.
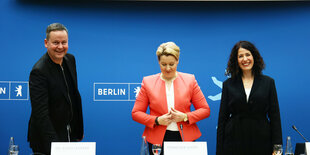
158, 111, 172, 126
170, 108, 187, 123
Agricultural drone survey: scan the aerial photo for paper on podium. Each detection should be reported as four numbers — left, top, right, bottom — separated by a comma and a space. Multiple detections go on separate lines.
306, 142, 310, 155
164, 141, 207, 155
51, 142, 96, 155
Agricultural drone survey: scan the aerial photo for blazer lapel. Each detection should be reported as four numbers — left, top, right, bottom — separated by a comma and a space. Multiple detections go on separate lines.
249, 75, 260, 100
173, 75, 180, 110
155, 75, 169, 114
236, 76, 247, 103
63, 55, 78, 89
162, 80, 169, 113
46, 53, 63, 86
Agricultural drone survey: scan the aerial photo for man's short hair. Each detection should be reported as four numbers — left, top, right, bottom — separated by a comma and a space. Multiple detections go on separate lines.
46, 23, 68, 40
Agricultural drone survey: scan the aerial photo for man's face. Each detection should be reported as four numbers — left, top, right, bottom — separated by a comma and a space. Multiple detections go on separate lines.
45, 30, 68, 64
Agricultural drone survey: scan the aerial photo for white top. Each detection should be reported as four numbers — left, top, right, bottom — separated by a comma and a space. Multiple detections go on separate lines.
161, 74, 179, 131
245, 88, 251, 102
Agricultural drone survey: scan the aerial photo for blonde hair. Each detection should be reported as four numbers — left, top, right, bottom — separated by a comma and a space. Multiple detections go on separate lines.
156, 42, 180, 61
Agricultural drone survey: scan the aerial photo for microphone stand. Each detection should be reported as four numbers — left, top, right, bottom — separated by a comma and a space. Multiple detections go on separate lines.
292, 125, 309, 142
180, 124, 184, 142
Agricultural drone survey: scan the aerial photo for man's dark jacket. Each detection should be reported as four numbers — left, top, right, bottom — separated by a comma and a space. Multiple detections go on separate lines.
28, 52, 83, 155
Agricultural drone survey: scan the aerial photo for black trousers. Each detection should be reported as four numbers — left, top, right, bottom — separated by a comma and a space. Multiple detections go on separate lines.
148, 130, 182, 155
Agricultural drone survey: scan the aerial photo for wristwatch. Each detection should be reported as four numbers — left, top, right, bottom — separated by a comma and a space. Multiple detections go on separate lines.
155, 117, 159, 125
183, 114, 188, 122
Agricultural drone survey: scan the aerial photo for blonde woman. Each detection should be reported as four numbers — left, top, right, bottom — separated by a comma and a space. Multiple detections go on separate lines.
132, 42, 210, 155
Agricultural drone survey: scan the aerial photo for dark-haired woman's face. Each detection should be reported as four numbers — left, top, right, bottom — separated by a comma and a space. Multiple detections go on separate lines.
237, 48, 254, 73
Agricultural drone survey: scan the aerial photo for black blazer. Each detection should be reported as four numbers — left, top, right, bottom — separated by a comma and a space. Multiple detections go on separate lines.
216, 75, 282, 155
28, 53, 83, 155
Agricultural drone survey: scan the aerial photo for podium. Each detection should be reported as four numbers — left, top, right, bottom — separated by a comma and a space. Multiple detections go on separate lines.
164, 141, 207, 155
51, 142, 96, 155
305, 142, 310, 155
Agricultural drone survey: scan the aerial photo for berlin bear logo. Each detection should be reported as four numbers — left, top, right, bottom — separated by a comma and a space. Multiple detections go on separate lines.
15, 85, 22, 97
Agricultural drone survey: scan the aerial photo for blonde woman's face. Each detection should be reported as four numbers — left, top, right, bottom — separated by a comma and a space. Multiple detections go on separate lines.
159, 55, 178, 80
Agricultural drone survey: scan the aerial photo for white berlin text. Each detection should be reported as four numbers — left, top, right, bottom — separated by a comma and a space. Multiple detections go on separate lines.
97, 88, 126, 95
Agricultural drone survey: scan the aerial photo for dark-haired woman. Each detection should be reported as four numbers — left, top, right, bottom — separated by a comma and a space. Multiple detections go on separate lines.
216, 41, 282, 155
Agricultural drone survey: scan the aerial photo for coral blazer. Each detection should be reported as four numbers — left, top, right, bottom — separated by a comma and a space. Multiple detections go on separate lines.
132, 72, 210, 144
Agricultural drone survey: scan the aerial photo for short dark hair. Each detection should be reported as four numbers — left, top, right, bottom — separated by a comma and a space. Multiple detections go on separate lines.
46, 23, 68, 40
225, 41, 265, 79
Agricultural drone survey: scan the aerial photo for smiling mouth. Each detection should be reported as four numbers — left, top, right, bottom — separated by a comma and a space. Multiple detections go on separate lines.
242, 62, 251, 66
55, 51, 64, 54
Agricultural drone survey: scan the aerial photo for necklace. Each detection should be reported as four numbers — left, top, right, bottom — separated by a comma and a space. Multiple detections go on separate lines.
242, 77, 254, 89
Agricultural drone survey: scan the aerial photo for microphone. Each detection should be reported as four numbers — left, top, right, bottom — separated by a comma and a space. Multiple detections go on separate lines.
292, 125, 309, 142
180, 124, 184, 142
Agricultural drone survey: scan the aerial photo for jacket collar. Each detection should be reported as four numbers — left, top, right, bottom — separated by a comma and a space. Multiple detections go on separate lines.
44, 52, 78, 102
236, 74, 261, 103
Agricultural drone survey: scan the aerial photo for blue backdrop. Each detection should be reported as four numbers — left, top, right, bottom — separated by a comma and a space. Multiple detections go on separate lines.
1, 1, 310, 154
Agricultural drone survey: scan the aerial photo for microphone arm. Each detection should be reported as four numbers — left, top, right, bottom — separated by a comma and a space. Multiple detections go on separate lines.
292, 125, 309, 142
